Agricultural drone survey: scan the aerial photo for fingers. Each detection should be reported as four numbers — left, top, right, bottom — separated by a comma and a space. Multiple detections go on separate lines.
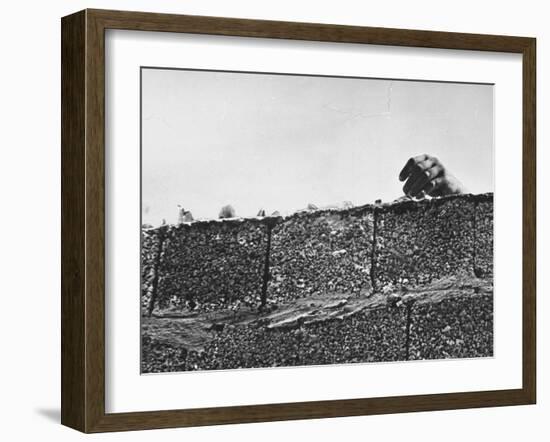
403, 162, 443, 197
400, 154, 456, 199
402, 159, 434, 195
425, 176, 446, 196
411, 164, 444, 196
399, 154, 429, 181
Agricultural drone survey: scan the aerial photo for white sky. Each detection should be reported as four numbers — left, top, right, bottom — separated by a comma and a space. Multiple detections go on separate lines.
142, 68, 493, 225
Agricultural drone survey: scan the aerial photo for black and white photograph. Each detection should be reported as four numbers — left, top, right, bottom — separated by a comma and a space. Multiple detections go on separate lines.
1, 0, 542, 438
140, 67, 494, 374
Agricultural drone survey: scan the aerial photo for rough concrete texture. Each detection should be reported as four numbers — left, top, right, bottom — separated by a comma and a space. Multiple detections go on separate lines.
268, 206, 374, 304
141, 292, 407, 373
142, 194, 493, 311
155, 219, 268, 311
474, 196, 494, 278
141, 274, 493, 373
408, 280, 493, 360
140, 228, 162, 315
141, 193, 494, 372
375, 195, 476, 289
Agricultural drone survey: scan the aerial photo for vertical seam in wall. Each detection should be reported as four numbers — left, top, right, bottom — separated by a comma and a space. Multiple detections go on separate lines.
147, 232, 165, 317
370, 208, 378, 292
404, 301, 414, 360
260, 224, 273, 308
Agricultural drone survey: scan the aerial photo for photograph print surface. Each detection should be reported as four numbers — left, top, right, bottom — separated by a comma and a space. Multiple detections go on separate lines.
140, 67, 494, 373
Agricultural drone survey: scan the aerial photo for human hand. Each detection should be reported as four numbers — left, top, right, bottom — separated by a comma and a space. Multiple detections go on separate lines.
398, 154, 467, 198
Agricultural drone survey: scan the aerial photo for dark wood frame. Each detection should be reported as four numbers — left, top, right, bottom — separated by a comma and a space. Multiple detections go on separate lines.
61, 8, 536, 433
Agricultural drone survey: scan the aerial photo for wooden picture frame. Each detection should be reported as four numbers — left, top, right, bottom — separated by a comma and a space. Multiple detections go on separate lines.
61, 9, 536, 433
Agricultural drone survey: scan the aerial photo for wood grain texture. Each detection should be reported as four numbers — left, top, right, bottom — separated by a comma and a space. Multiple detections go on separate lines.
522, 38, 536, 404
60, 8, 537, 433
85, 9, 107, 433
89, 8, 532, 52
61, 10, 86, 431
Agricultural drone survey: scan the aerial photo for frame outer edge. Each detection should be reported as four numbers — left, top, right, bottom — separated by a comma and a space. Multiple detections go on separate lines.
60, 8, 537, 432
84, 9, 108, 433
61, 10, 87, 432
86, 8, 532, 52
522, 37, 536, 404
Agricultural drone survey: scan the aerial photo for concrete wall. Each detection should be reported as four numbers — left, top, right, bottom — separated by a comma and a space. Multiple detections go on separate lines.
375, 196, 476, 288
141, 276, 495, 372
140, 229, 162, 315
150, 219, 268, 312
142, 304, 407, 372
474, 195, 494, 277
408, 292, 493, 360
268, 207, 374, 305
141, 193, 493, 314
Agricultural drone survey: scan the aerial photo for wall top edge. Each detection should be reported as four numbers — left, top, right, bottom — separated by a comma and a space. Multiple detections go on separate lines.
142, 192, 494, 234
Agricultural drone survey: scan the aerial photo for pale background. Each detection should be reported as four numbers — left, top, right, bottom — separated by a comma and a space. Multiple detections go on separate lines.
142, 69, 493, 224
0, 0, 547, 441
